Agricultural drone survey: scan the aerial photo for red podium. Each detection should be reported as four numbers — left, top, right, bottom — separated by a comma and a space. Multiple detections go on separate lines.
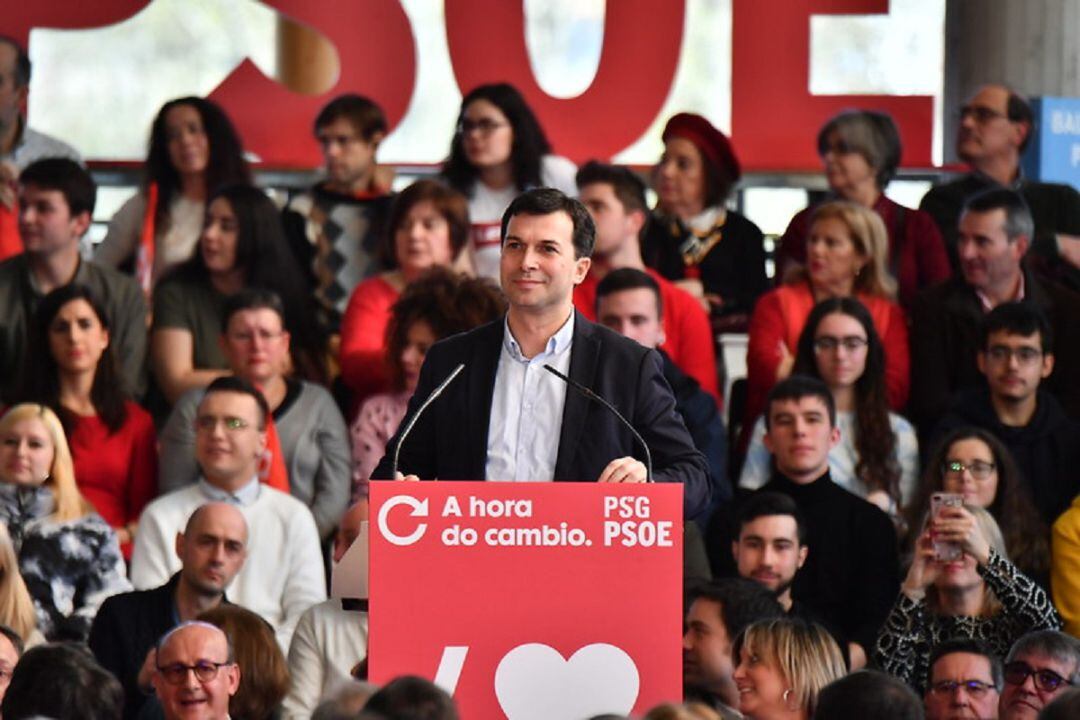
369, 481, 684, 719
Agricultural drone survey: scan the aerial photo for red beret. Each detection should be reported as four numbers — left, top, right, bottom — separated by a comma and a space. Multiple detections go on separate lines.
661, 113, 741, 182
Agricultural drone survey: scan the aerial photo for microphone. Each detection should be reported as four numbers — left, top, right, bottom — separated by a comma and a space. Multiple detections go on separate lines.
392, 363, 465, 479
543, 364, 653, 483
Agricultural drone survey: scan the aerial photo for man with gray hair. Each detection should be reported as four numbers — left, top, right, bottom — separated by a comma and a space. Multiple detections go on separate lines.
152, 621, 240, 720
999, 630, 1080, 720
909, 187, 1080, 436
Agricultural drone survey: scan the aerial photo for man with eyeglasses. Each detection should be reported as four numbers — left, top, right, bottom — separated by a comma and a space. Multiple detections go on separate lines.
998, 630, 1080, 719
158, 288, 352, 541
910, 187, 1080, 438
132, 376, 326, 651
919, 84, 1080, 289
935, 303, 1080, 525
152, 622, 240, 720
924, 638, 1003, 719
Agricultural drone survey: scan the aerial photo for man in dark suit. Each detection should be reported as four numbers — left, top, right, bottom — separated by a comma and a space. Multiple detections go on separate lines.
88, 502, 247, 720
373, 188, 709, 517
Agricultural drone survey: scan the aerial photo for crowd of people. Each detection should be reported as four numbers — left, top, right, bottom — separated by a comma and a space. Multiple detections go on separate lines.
0, 28, 1080, 720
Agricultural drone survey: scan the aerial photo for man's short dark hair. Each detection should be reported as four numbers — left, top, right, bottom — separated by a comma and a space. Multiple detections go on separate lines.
979, 301, 1053, 354
501, 188, 595, 259
1006, 630, 1080, 685
20, 158, 96, 217
763, 375, 836, 430
595, 268, 662, 316
222, 287, 286, 329
575, 161, 649, 215
928, 638, 1004, 691
686, 578, 784, 642
814, 670, 922, 720
314, 94, 387, 141
1, 642, 123, 720
0, 36, 30, 87
201, 376, 271, 431
1006, 90, 1035, 153
0, 624, 24, 658
962, 187, 1034, 244
736, 492, 808, 546
363, 675, 459, 720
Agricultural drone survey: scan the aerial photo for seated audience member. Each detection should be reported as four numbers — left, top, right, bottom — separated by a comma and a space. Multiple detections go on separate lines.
0, 404, 130, 641
89, 502, 248, 720
934, 303, 1080, 525
595, 268, 729, 513
682, 578, 784, 718
339, 179, 471, 405
21, 284, 157, 557
1038, 688, 1080, 720
908, 427, 1048, 586
0, 158, 146, 401
283, 94, 394, 335
730, 617, 845, 720
200, 604, 290, 720
152, 622, 240, 720
0, 642, 123, 720
876, 504, 1059, 693
0, 526, 43, 649
283, 501, 370, 720
741, 297, 917, 521
920, 84, 1080, 290
362, 675, 460, 720
351, 268, 505, 501
733, 376, 898, 670
131, 377, 326, 649
923, 638, 1003, 720
441, 82, 577, 282
1051, 495, 1080, 636
998, 630, 1080, 720
152, 184, 325, 405
96, 96, 252, 288
575, 161, 718, 399
817, 670, 923, 720
774, 110, 950, 310
159, 289, 351, 540
910, 187, 1080, 436
310, 682, 379, 720
0, 625, 19, 709
744, 201, 908, 445
641, 113, 767, 326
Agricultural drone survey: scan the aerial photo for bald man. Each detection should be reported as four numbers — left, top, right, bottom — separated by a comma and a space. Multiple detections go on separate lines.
920, 83, 1080, 287
152, 622, 240, 720
89, 502, 247, 720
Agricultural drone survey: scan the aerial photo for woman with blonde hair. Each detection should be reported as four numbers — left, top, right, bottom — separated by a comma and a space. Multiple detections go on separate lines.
0, 524, 42, 648
730, 617, 845, 720
0, 404, 130, 641
876, 504, 1059, 692
743, 200, 909, 445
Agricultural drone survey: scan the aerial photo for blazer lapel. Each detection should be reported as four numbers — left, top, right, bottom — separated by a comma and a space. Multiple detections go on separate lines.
554, 313, 600, 480
466, 320, 503, 479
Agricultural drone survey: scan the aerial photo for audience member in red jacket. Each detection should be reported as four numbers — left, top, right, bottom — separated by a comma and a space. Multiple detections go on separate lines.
18, 283, 157, 558
745, 201, 909, 444
572, 161, 719, 401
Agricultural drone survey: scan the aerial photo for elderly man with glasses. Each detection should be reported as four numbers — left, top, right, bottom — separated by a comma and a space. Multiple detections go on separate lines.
925, 638, 1003, 719
998, 630, 1080, 719
152, 622, 240, 720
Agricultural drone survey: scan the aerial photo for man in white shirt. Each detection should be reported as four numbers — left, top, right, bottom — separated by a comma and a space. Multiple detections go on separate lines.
132, 376, 326, 649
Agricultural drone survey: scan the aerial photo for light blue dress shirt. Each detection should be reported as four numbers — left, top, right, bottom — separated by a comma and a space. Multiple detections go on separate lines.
197, 476, 262, 506
486, 313, 575, 481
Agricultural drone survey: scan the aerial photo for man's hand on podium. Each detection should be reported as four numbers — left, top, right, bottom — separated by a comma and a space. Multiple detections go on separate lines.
394, 472, 421, 482
597, 457, 647, 484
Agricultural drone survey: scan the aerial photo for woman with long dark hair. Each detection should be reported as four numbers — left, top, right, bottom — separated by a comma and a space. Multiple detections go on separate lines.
97, 96, 251, 289
741, 297, 917, 520
19, 284, 156, 558
151, 184, 325, 404
441, 83, 576, 280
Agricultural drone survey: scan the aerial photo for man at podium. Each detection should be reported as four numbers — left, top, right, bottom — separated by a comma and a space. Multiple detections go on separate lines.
372, 188, 709, 518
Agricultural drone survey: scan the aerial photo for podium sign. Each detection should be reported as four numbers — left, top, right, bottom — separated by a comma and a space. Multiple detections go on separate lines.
369, 481, 683, 719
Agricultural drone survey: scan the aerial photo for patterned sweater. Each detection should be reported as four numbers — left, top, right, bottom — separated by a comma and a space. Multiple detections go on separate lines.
875, 550, 1060, 692
0, 484, 130, 641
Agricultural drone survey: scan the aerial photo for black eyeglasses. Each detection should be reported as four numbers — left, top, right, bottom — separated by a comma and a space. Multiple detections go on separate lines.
942, 460, 996, 481
928, 679, 995, 697
1003, 661, 1073, 692
156, 661, 233, 685
957, 105, 1008, 123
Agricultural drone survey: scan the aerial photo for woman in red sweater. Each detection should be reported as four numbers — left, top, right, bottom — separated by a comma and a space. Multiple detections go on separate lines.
744, 200, 909, 444
339, 179, 471, 407
20, 284, 157, 559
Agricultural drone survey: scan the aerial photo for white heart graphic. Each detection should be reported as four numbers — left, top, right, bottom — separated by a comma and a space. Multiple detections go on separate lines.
493, 643, 640, 720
